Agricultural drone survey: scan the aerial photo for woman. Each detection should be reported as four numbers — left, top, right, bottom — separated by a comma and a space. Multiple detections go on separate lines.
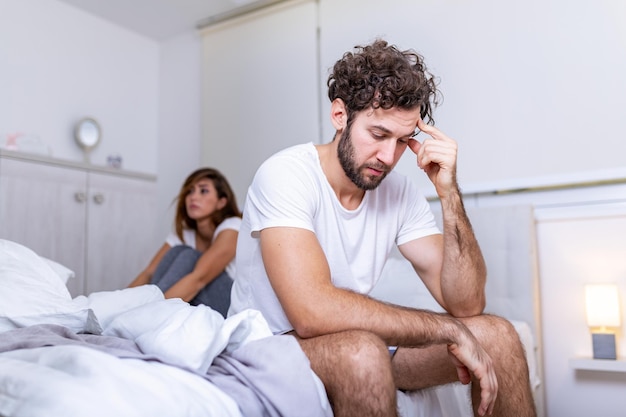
129, 168, 241, 317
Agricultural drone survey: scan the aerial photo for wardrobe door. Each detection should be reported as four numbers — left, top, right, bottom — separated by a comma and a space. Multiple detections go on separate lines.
84, 171, 157, 294
0, 156, 88, 296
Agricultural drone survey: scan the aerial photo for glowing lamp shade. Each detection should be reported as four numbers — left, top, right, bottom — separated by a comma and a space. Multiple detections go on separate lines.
585, 284, 621, 328
585, 284, 621, 360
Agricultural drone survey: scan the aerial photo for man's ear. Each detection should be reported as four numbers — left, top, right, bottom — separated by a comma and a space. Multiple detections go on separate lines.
330, 98, 348, 131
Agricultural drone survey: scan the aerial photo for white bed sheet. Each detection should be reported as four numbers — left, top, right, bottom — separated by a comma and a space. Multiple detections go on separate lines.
0, 344, 242, 417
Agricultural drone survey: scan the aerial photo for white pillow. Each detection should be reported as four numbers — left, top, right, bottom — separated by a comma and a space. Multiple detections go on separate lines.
40, 256, 75, 285
0, 239, 95, 334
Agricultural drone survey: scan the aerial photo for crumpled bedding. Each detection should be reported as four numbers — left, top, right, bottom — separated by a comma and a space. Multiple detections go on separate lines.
0, 285, 332, 417
0, 322, 330, 417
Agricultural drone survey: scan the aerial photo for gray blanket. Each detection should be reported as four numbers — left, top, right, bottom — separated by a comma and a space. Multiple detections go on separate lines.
0, 324, 332, 417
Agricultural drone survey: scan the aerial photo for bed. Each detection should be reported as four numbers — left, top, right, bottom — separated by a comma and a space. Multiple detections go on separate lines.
0, 203, 543, 417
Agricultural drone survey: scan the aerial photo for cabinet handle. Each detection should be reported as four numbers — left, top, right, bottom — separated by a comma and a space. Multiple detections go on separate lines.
74, 192, 87, 203
93, 193, 105, 205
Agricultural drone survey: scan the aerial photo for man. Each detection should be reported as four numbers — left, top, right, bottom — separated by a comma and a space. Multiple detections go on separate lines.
229, 39, 536, 417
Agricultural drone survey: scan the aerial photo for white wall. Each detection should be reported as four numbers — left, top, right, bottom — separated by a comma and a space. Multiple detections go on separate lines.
0, 0, 159, 174
157, 32, 203, 238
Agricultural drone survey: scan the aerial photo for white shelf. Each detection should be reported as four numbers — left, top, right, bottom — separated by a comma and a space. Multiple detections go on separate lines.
569, 358, 626, 372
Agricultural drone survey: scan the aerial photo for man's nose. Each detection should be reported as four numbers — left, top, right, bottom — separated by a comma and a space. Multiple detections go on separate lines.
376, 140, 396, 165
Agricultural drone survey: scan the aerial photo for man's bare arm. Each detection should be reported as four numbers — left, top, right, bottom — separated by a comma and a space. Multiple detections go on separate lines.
439, 190, 487, 316
406, 119, 487, 317
398, 199, 486, 318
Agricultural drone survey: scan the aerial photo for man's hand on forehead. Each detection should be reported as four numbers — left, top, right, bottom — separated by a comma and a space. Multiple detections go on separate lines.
406, 118, 458, 194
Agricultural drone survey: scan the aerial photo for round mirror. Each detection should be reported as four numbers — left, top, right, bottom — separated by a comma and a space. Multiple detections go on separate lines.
74, 117, 101, 163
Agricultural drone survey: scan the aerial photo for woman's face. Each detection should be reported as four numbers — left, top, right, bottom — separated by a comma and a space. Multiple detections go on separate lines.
185, 178, 225, 222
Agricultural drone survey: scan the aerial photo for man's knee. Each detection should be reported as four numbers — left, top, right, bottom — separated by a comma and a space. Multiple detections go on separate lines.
462, 314, 526, 358
316, 330, 397, 413
336, 330, 390, 372
299, 330, 392, 380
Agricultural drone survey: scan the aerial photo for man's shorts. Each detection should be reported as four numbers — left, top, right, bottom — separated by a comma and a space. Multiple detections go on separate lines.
388, 346, 398, 357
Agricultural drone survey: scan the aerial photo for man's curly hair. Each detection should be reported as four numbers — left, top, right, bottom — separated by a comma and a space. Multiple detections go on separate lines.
327, 39, 440, 126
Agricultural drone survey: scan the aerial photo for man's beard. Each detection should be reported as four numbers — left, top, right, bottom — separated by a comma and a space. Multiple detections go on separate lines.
337, 126, 390, 191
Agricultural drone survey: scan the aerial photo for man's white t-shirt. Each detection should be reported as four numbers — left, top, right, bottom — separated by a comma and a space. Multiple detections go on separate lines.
165, 216, 241, 278
228, 143, 440, 334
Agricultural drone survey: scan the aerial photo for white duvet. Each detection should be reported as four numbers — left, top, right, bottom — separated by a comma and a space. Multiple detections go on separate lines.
0, 287, 278, 417
0, 239, 325, 417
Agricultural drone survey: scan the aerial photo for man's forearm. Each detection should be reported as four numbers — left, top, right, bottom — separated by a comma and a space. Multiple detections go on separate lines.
298, 286, 475, 349
439, 188, 487, 316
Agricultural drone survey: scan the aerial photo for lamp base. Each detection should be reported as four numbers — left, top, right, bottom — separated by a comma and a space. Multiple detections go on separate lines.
592, 333, 617, 360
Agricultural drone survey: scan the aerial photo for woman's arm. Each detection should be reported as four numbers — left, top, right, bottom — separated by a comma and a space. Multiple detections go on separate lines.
164, 229, 238, 301
127, 243, 171, 287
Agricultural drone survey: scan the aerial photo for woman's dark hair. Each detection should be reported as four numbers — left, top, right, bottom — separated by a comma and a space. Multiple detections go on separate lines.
173, 167, 241, 241
327, 39, 441, 129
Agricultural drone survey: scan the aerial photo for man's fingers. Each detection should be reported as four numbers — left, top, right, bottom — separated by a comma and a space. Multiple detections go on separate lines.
476, 359, 498, 416
478, 374, 498, 416
456, 365, 472, 385
448, 349, 472, 384
416, 118, 455, 144
448, 342, 498, 416
416, 118, 442, 138
408, 138, 421, 155
408, 138, 432, 170
414, 137, 456, 170
416, 117, 429, 133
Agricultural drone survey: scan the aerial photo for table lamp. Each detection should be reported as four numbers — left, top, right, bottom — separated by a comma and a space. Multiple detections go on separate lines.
585, 284, 621, 360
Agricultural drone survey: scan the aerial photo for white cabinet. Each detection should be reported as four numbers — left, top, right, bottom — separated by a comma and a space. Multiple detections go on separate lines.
0, 151, 157, 297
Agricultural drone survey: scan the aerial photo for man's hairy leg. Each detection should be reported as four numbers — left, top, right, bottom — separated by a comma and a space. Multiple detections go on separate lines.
392, 314, 537, 417
293, 330, 398, 417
